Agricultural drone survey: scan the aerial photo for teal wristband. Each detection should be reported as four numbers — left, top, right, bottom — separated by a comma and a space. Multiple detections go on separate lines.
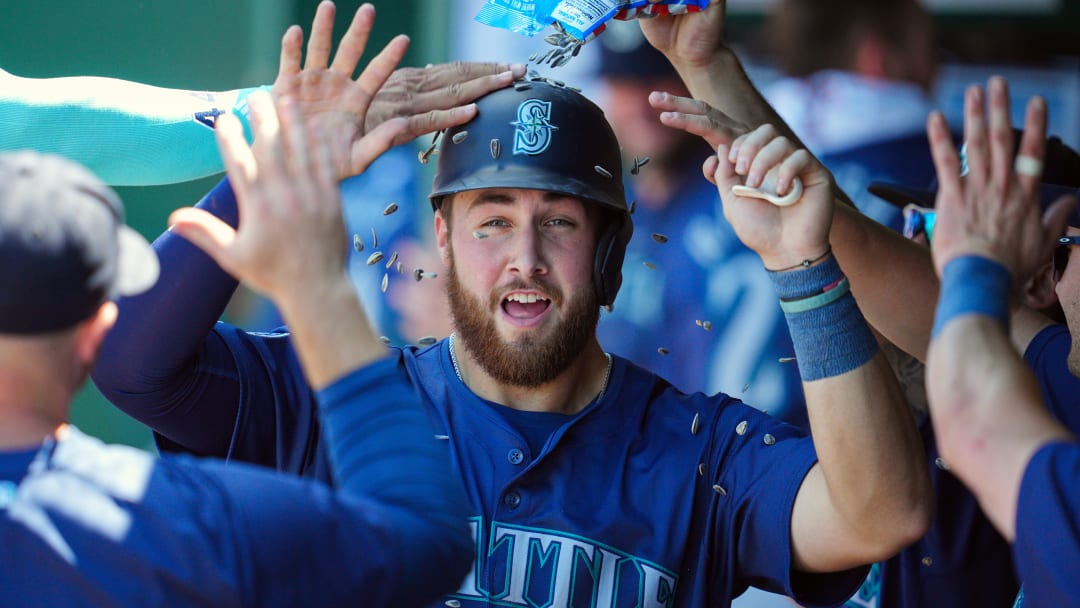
779, 277, 850, 313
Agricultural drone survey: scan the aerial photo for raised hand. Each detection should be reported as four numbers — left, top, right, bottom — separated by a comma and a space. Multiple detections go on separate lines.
272, 1, 524, 180
639, 0, 726, 69
928, 77, 1077, 283
650, 90, 749, 154
712, 124, 834, 270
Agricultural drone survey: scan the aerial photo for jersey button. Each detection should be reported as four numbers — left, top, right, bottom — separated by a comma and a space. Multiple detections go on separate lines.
507, 448, 525, 465
504, 492, 522, 509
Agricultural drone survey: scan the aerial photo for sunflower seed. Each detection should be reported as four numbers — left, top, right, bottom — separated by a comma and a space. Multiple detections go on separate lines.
921, 557, 933, 567
778, 356, 796, 364
630, 156, 651, 175
594, 165, 613, 178
414, 268, 425, 282
490, 139, 501, 160
527, 52, 538, 62
445, 600, 461, 608
378, 336, 391, 345
385, 251, 399, 270
352, 234, 364, 253
644, 261, 656, 270
712, 484, 727, 496
472, 230, 489, 240
452, 131, 468, 144
690, 413, 700, 435
697, 463, 707, 476
657, 347, 669, 355
703, 321, 712, 331
742, 383, 751, 393
380, 273, 389, 293
763, 433, 776, 446
513, 81, 533, 91
382, 202, 398, 216
934, 457, 949, 470
366, 251, 384, 265
735, 420, 748, 435
651, 233, 669, 244
418, 147, 433, 164
602, 303, 614, 313
396, 261, 404, 274
418, 336, 437, 346
629, 200, 636, 214
371, 228, 378, 249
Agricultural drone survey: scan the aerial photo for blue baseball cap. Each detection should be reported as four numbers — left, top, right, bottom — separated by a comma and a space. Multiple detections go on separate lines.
868, 133, 1080, 225
0, 151, 159, 334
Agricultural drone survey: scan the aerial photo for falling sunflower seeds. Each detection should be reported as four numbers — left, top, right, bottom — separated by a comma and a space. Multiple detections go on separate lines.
697, 463, 707, 477
385, 251, 399, 270
735, 420, 748, 436
396, 261, 404, 274
472, 230, 489, 240
352, 234, 364, 253
690, 412, 700, 435
629, 200, 636, 214
763, 433, 776, 446
741, 383, 751, 393
418, 336, 437, 346
380, 273, 389, 293
644, 261, 656, 270
378, 336, 391, 345
630, 156, 651, 175
651, 233, 669, 244
778, 356, 796, 364
513, 81, 532, 91
382, 202, 398, 216
712, 484, 727, 496
366, 251, 384, 265
594, 165, 613, 179
657, 347, 670, 355
490, 139, 501, 160
602, 303, 614, 313
413, 268, 437, 282
452, 131, 468, 144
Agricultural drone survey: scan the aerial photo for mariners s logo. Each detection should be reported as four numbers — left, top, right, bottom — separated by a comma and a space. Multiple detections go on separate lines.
512, 99, 558, 156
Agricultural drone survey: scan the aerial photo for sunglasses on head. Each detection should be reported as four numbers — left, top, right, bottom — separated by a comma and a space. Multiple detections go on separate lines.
1055, 235, 1080, 280
902, 205, 937, 243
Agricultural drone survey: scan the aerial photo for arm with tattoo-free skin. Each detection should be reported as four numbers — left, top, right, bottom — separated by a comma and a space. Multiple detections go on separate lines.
925, 77, 1076, 539
703, 123, 932, 573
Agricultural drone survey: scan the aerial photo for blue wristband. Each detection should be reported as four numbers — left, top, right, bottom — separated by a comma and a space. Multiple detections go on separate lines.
768, 256, 878, 381
932, 255, 1012, 338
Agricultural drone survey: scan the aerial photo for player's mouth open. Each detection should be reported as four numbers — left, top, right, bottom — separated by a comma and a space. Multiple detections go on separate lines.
502, 292, 551, 320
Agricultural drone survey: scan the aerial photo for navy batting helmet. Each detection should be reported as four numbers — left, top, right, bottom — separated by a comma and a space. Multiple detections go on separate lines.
430, 79, 633, 307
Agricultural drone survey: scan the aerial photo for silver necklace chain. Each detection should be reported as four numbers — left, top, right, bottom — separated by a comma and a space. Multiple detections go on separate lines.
448, 333, 613, 402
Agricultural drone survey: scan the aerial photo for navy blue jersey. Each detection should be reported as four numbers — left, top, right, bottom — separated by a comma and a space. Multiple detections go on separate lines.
0, 361, 472, 607
597, 168, 807, 427
153, 325, 865, 607
1014, 442, 1080, 607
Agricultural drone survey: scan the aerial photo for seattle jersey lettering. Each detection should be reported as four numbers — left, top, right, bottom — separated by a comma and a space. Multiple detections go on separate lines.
448, 519, 678, 607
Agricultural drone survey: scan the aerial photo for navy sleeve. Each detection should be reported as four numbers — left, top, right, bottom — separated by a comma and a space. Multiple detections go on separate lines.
1023, 324, 1080, 433
1013, 441, 1080, 607
92, 177, 243, 457
708, 403, 867, 606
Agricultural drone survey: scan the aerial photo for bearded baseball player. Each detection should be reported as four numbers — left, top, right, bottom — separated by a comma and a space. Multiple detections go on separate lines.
94, 24, 935, 605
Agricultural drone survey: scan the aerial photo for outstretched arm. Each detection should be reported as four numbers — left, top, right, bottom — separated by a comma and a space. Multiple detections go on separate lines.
0, 1, 523, 186
925, 77, 1076, 539
705, 124, 932, 573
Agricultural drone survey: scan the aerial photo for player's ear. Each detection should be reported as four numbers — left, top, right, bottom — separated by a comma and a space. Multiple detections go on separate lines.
1022, 261, 1060, 311
75, 302, 118, 365
435, 205, 452, 268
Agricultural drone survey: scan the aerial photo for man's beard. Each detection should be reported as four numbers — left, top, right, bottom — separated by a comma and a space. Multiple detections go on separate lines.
447, 255, 600, 387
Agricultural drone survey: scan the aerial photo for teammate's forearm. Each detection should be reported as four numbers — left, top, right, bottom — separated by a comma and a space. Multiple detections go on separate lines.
927, 315, 1072, 540
0, 69, 263, 186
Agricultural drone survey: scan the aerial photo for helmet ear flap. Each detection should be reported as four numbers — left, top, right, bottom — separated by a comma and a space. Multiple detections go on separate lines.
593, 211, 633, 307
